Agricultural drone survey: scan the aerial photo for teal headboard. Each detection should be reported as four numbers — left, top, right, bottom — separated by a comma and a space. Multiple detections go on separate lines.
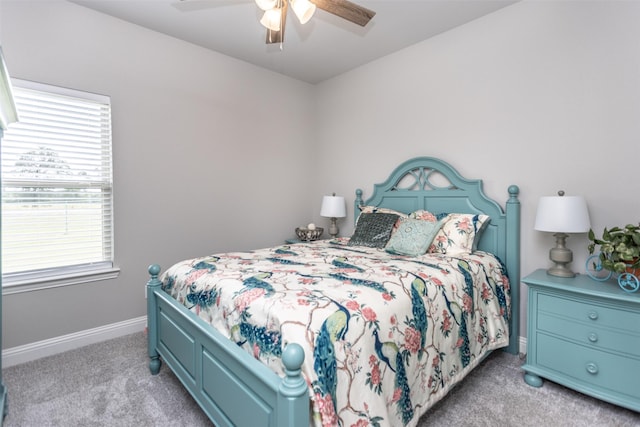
354, 157, 521, 353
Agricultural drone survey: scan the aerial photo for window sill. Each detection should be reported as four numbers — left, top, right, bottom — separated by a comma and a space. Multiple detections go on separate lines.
2, 267, 120, 295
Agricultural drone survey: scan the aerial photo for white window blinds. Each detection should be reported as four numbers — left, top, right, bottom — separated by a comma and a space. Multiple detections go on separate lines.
1, 79, 113, 283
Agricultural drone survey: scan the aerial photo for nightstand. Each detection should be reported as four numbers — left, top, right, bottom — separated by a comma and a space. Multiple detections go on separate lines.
285, 238, 330, 244
522, 269, 640, 412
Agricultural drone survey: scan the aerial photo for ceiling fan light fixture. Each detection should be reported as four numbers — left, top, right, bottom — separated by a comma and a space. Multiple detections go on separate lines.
260, 8, 282, 32
290, 0, 316, 25
255, 0, 278, 11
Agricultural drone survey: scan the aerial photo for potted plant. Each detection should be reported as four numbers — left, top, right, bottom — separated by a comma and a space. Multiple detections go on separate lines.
588, 223, 640, 274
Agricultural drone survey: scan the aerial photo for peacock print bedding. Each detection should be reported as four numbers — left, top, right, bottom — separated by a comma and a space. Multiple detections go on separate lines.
160, 238, 511, 427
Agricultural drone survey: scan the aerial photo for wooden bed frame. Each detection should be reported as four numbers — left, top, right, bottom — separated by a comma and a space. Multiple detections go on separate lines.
146, 156, 521, 427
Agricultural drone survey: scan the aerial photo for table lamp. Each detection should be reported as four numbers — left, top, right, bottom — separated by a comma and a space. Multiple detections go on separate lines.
320, 193, 346, 238
534, 190, 591, 277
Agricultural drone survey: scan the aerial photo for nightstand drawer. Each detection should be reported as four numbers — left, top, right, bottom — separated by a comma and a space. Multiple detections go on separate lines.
538, 312, 640, 357
537, 333, 640, 400
537, 293, 640, 335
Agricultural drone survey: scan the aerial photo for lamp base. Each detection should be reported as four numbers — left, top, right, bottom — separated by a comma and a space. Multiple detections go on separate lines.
328, 217, 339, 238
547, 232, 576, 278
547, 265, 576, 278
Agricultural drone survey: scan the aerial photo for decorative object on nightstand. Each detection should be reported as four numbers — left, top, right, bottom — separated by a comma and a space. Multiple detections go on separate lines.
320, 193, 346, 238
585, 251, 640, 293
534, 190, 591, 277
588, 224, 640, 273
587, 224, 640, 292
295, 224, 323, 241
521, 269, 640, 412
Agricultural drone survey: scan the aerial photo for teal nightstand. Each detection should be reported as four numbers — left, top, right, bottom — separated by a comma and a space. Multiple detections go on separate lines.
522, 269, 640, 412
285, 238, 329, 244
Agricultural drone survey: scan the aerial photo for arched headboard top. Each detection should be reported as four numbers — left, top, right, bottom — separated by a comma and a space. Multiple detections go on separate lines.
354, 157, 519, 254
354, 157, 521, 353
355, 157, 509, 220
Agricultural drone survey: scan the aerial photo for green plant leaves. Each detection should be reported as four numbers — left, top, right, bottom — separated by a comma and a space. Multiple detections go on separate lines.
588, 223, 640, 273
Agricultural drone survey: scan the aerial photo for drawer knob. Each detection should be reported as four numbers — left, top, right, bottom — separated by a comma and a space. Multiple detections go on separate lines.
586, 363, 599, 375
588, 311, 599, 320
588, 333, 598, 343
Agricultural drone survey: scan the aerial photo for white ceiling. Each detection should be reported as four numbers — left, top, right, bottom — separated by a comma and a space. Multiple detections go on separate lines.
69, 0, 517, 84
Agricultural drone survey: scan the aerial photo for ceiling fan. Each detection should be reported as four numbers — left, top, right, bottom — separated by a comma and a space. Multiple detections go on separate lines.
180, 0, 376, 44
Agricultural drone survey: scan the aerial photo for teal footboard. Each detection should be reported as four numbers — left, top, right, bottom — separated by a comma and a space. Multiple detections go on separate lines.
146, 264, 309, 427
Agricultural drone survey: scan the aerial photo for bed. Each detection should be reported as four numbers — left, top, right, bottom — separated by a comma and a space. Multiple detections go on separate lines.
146, 156, 521, 427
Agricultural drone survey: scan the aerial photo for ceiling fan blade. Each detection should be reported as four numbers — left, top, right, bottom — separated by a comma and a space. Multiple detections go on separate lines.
266, 0, 288, 44
311, 0, 375, 27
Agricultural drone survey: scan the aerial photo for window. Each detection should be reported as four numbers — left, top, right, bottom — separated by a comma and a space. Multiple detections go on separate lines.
1, 79, 117, 291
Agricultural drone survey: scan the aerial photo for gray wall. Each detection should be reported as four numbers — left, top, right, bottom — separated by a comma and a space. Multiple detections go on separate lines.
0, 0, 316, 348
1, 0, 639, 349
312, 1, 640, 336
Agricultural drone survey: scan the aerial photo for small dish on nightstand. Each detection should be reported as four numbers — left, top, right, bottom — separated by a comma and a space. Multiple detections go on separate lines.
295, 227, 323, 241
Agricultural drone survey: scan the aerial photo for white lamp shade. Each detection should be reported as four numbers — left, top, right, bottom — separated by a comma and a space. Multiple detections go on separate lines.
260, 8, 282, 31
320, 195, 346, 218
534, 195, 591, 233
291, 0, 316, 24
255, 0, 278, 11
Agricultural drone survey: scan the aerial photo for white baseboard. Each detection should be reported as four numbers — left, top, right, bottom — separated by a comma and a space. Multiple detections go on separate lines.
2, 316, 147, 368
519, 336, 527, 355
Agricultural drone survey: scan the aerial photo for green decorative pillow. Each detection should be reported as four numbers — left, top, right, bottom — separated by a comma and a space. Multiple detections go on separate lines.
385, 218, 444, 256
348, 213, 399, 248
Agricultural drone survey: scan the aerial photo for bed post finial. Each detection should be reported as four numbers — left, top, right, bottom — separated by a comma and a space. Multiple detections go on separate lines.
280, 343, 306, 397
508, 185, 520, 200
147, 264, 163, 375
148, 264, 161, 278
278, 343, 308, 426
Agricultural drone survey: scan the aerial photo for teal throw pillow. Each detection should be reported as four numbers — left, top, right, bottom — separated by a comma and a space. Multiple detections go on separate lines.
385, 218, 444, 256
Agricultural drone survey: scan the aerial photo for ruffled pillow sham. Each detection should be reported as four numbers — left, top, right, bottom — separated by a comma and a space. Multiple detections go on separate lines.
429, 213, 490, 254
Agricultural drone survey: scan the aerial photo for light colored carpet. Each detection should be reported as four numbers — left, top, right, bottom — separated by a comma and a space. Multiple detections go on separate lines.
2, 332, 639, 426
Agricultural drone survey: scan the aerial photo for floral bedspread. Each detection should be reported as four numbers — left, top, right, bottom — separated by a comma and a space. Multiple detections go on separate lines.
161, 238, 510, 427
